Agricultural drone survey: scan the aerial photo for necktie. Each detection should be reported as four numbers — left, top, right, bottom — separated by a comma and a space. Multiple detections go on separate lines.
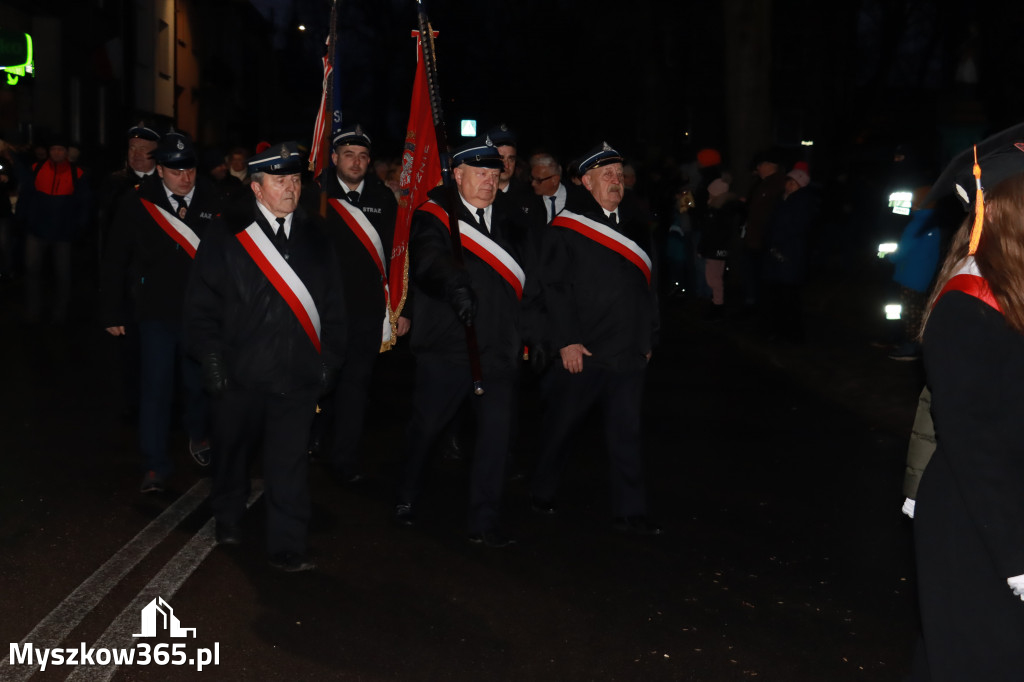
172, 194, 187, 219
274, 217, 288, 257
608, 211, 618, 226
549, 196, 557, 222
346, 190, 360, 205
476, 208, 488, 233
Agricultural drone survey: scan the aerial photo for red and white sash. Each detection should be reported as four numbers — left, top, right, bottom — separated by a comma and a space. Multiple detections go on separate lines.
552, 210, 652, 286
235, 222, 322, 352
140, 198, 200, 258
328, 198, 393, 344
421, 200, 526, 299
935, 257, 1002, 313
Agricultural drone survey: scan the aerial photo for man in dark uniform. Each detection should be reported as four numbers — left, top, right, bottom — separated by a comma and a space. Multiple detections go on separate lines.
184, 142, 345, 572
394, 136, 538, 547
98, 122, 161, 252
488, 123, 545, 228
529, 142, 661, 535
100, 130, 216, 493
97, 122, 162, 423
313, 124, 400, 482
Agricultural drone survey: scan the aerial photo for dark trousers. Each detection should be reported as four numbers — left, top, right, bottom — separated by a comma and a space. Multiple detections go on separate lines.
137, 320, 207, 477
398, 357, 515, 535
317, 324, 379, 476
211, 386, 319, 555
24, 234, 71, 322
530, 364, 649, 517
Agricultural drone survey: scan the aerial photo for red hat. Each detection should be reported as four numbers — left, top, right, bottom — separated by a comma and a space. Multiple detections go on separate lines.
697, 148, 721, 168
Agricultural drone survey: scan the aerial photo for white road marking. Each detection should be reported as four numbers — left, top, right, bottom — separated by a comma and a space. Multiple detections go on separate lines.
0, 479, 211, 680
64, 482, 264, 681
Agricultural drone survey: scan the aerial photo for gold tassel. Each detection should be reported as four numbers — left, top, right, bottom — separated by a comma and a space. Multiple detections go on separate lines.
968, 144, 984, 255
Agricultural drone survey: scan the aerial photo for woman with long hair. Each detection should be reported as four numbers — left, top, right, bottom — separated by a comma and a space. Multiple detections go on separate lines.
913, 164, 1024, 680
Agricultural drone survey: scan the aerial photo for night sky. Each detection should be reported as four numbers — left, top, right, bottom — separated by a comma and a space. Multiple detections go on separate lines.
236, 0, 1024, 188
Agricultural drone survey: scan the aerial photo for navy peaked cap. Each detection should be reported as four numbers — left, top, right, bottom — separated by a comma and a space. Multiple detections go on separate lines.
248, 141, 304, 175
577, 142, 624, 175
332, 124, 372, 150
154, 131, 196, 169
127, 122, 161, 142
451, 136, 504, 169
486, 123, 516, 148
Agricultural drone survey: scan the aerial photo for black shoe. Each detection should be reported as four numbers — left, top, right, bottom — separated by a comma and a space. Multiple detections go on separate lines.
393, 503, 415, 526
215, 522, 242, 546
468, 531, 516, 548
188, 439, 212, 467
612, 515, 662, 535
139, 471, 165, 494
268, 551, 316, 572
529, 496, 557, 515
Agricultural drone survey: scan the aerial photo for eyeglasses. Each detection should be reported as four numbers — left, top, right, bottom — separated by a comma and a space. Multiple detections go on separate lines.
530, 174, 555, 184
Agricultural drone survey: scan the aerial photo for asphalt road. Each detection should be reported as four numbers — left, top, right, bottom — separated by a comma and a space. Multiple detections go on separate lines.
0, 268, 924, 682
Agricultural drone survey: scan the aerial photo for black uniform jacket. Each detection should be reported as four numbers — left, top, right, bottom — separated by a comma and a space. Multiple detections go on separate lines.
542, 190, 658, 371
99, 176, 220, 327
408, 185, 540, 375
323, 174, 397, 331
184, 198, 346, 394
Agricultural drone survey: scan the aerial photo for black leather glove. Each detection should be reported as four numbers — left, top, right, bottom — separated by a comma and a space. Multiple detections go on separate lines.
449, 285, 478, 327
201, 352, 228, 397
528, 343, 551, 376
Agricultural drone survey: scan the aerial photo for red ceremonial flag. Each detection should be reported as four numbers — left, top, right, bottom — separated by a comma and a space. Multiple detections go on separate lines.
308, 50, 334, 178
390, 32, 442, 320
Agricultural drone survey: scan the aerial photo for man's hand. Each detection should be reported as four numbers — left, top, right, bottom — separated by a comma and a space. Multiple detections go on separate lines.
201, 352, 228, 397
1008, 574, 1024, 600
105, 326, 126, 337
559, 343, 592, 374
396, 316, 411, 337
449, 286, 477, 327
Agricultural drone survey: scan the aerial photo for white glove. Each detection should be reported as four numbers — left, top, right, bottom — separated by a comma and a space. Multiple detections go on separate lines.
901, 497, 916, 519
1007, 574, 1024, 601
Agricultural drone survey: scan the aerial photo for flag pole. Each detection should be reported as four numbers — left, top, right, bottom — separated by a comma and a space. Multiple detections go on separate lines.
416, 0, 484, 395
312, 0, 340, 217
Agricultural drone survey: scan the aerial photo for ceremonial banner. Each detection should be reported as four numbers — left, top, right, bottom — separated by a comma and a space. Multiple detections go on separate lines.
308, 0, 340, 181
391, 33, 442, 321
308, 48, 336, 179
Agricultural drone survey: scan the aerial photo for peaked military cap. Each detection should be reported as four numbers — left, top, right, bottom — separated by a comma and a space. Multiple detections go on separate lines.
577, 142, 624, 175
332, 124, 372, 150
154, 130, 196, 169
248, 141, 303, 175
451, 136, 504, 169
926, 122, 1024, 212
485, 123, 516, 148
127, 121, 161, 142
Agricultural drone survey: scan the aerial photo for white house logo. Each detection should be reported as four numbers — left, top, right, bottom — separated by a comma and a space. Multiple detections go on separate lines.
133, 597, 196, 638
8, 596, 219, 671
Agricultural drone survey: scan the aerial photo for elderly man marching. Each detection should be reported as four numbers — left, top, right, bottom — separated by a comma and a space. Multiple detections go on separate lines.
529, 142, 661, 535
100, 130, 217, 493
394, 136, 539, 547
185, 142, 346, 572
